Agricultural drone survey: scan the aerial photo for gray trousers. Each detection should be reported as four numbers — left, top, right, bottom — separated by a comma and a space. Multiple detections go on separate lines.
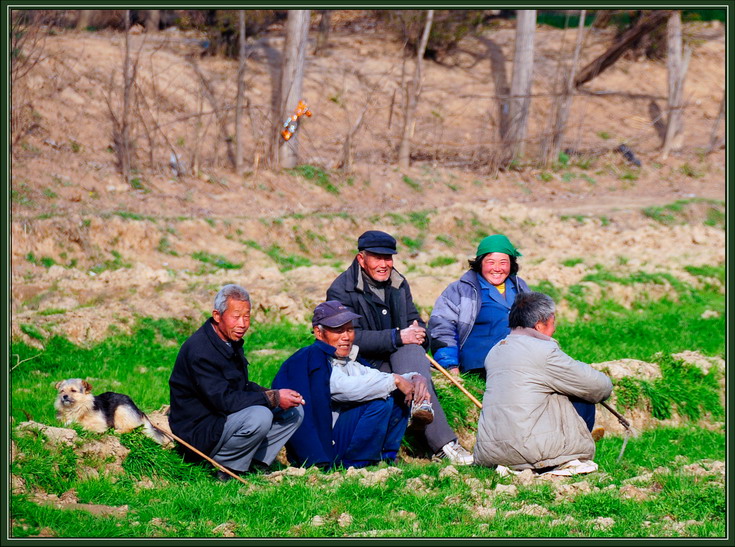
379, 344, 456, 453
210, 405, 304, 473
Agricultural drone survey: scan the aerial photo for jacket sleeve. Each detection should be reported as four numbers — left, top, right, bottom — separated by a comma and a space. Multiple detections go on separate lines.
189, 351, 270, 414
428, 283, 462, 361
543, 345, 613, 404
330, 364, 396, 403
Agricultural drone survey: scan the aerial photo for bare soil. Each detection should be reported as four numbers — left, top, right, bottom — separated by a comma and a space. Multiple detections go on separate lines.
10, 17, 726, 345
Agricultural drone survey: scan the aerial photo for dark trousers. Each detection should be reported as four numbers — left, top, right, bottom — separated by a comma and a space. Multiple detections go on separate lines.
379, 344, 457, 453
570, 397, 596, 431
332, 397, 408, 468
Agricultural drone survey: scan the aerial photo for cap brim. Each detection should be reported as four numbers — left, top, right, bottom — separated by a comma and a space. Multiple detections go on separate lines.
360, 247, 397, 255
315, 310, 362, 328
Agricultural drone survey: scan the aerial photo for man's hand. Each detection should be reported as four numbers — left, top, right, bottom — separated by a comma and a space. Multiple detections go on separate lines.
400, 320, 426, 345
410, 375, 430, 404
448, 367, 460, 377
278, 388, 306, 409
393, 374, 415, 405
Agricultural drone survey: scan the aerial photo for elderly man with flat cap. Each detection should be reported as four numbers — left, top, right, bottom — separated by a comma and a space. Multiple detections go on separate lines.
272, 301, 430, 469
326, 230, 474, 465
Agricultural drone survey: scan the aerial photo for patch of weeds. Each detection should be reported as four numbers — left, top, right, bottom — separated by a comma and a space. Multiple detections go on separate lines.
704, 206, 725, 229
157, 238, 178, 256
204, 218, 216, 228
129, 178, 146, 191
643, 206, 676, 225
435, 234, 454, 247
619, 169, 638, 181
617, 255, 629, 265
38, 308, 66, 316
26, 253, 56, 268
683, 264, 724, 283
580, 174, 596, 185
528, 280, 562, 302
538, 171, 553, 182
90, 250, 132, 274
114, 211, 155, 222
599, 216, 610, 226
11, 183, 35, 207
574, 156, 594, 170
20, 324, 45, 341
446, 183, 459, 192
401, 175, 422, 192
70, 140, 82, 153
561, 258, 584, 267
289, 165, 339, 195
265, 245, 312, 272
43, 188, 58, 199
679, 163, 703, 178
560, 214, 587, 224
407, 210, 432, 231
428, 256, 457, 268
597, 131, 611, 140
400, 236, 424, 252
243, 239, 262, 251
386, 212, 408, 225
191, 251, 241, 270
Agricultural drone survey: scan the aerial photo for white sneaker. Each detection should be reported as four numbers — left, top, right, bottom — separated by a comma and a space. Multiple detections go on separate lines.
435, 441, 473, 466
543, 459, 598, 476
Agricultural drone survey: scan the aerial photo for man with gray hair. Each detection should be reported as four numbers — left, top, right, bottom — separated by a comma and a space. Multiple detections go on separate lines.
169, 284, 304, 481
474, 292, 613, 475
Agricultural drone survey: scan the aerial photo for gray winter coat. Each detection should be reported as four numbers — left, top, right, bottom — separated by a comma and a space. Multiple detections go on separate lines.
474, 328, 613, 470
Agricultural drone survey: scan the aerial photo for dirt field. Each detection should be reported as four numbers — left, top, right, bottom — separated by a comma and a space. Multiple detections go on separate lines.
10, 15, 726, 344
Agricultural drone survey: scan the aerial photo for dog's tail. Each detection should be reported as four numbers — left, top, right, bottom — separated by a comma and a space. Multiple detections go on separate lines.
141, 414, 171, 446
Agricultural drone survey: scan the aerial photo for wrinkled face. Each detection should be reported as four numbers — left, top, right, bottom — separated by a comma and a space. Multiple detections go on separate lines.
212, 298, 251, 342
55, 379, 92, 407
314, 322, 355, 358
481, 252, 511, 286
356, 251, 393, 282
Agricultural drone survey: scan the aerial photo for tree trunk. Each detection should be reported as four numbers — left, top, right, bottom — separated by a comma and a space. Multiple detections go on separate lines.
575, 10, 671, 88
145, 10, 160, 33
662, 11, 690, 158
398, 9, 433, 170
545, 10, 586, 163
76, 10, 93, 31
277, 9, 310, 169
235, 10, 246, 172
314, 10, 331, 56
121, 10, 132, 183
706, 90, 725, 154
503, 9, 536, 162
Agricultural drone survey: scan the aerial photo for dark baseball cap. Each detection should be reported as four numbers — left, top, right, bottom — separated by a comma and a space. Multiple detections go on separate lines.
357, 230, 397, 255
312, 301, 362, 328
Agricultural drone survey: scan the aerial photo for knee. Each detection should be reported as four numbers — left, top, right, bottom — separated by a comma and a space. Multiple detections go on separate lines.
243, 406, 274, 435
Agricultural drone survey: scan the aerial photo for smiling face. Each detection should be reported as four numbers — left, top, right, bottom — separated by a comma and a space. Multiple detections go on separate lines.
212, 298, 251, 342
314, 322, 355, 358
480, 252, 512, 286
356, 251, 394, 282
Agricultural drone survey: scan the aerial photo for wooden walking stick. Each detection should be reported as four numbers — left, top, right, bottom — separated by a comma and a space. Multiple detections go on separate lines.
151, 424, 250, 485
425, 354, 483, 410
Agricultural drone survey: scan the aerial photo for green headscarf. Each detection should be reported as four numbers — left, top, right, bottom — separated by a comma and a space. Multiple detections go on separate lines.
476, 234, 522, 258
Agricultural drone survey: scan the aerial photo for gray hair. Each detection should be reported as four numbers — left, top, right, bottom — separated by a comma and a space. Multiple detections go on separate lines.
508, 292, 556, 329
214, 284, 250, 315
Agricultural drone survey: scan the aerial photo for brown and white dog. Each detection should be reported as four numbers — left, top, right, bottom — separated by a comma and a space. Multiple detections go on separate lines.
54, 378, 166, 444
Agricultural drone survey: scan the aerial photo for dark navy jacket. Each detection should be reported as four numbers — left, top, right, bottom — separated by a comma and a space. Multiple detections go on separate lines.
271, 340, 336, 468
169, 318, 271, 460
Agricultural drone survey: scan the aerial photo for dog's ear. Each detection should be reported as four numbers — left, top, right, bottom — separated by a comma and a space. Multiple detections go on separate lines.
55, 381, 63, 390
82, 380, 93, 393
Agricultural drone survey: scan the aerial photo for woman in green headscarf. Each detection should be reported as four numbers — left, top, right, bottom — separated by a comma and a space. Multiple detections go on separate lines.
428, 234, 529, 379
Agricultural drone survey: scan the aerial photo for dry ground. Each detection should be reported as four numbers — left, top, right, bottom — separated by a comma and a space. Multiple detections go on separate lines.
10, 16, 726, 344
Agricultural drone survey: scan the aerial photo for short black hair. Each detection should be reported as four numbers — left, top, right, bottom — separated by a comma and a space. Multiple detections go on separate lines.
468, 253, 519, 276
508, 292, 555, 329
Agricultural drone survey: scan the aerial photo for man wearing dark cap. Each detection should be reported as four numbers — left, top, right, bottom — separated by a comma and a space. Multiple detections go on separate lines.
326, 230, 474, 465
272, 301, 430, 469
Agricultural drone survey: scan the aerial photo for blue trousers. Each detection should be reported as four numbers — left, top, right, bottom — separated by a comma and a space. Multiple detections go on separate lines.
570, 397, 596, 432
332, 397, 408, 468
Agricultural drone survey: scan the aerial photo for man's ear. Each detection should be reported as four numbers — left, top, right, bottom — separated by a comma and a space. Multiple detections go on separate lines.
355, 251, 366, 269
212, 309, 221, 324
313, 326, 323, 342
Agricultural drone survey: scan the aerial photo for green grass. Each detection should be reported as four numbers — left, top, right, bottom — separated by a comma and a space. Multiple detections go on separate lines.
191, 251, 242, 270
288, 165, 339, 195
401, 175, 421, 192
10, 273, 725, 537
264, 245, 312, 272
428, 256, 458, 268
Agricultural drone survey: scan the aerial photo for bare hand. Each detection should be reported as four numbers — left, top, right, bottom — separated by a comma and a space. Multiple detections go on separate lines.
278, 388, 306, 410
393, 374, 415, 405
400, 320, 426, 345
448, 367, 460, 377
411, 375, 430, 404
